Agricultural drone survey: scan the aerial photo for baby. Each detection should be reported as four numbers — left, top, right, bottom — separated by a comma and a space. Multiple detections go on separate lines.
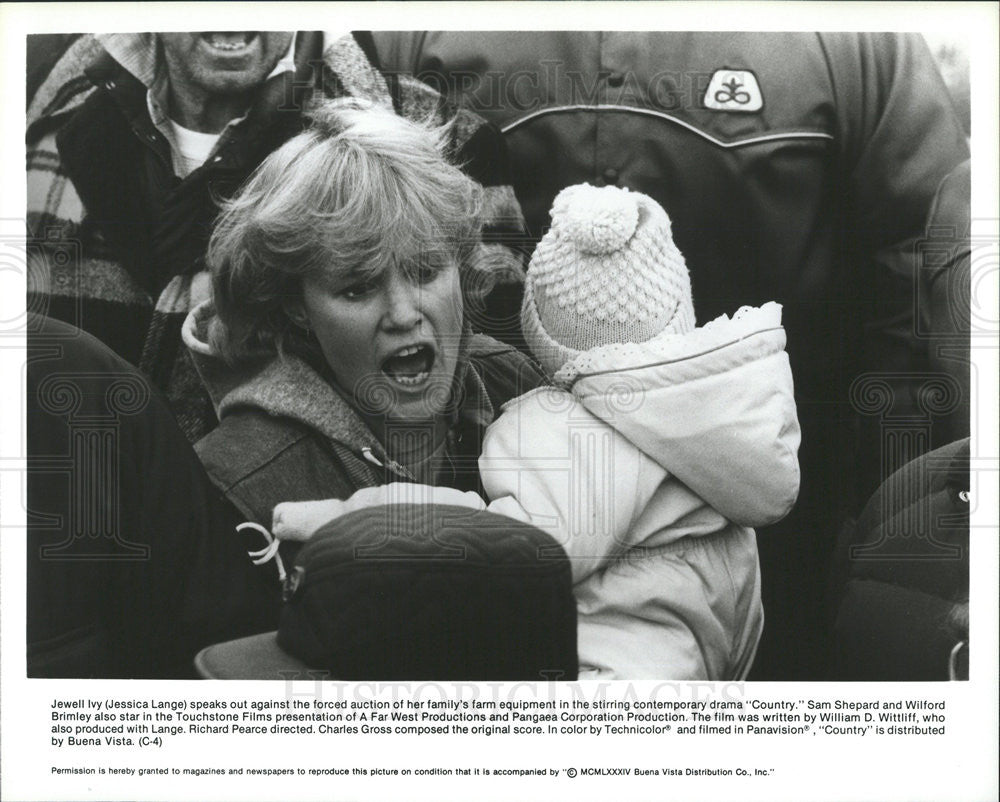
274, 184, 801, 680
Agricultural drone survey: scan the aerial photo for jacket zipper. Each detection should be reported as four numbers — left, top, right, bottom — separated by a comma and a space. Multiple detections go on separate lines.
361, 446, 415, 481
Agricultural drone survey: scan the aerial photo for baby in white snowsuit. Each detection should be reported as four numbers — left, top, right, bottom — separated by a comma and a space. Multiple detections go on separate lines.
275, 184, 801, 680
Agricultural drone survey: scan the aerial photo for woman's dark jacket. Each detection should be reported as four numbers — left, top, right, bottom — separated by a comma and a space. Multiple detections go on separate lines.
184, 302, 547, 528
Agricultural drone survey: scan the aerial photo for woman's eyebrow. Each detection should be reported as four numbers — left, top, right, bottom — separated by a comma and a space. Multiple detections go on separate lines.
330, 262, 383, 286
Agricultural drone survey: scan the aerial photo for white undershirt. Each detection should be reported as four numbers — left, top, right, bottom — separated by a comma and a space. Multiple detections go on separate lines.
167, 120, 223, 178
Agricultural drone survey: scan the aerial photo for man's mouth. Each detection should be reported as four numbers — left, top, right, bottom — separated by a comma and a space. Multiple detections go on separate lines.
381, 345, 435, 387
200, 32, 259, 52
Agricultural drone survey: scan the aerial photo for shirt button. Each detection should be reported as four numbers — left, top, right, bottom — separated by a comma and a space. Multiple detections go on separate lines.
105, 80, 116, 90
607, 72, 625, 88
602, 168, 619, 185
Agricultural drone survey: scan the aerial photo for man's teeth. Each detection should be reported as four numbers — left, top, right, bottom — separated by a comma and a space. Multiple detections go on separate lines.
395, 346, 421, 358
205, 33, 254, 50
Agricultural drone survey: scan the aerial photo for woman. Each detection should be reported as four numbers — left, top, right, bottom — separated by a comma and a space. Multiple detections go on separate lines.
26, 100, 544, 679
183, 100, 546, 542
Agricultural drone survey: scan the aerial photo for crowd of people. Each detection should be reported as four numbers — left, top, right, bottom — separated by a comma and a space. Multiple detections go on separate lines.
25, 31, 970, 680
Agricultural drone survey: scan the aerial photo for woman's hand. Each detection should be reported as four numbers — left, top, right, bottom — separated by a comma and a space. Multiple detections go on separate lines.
272, 483, 488, 542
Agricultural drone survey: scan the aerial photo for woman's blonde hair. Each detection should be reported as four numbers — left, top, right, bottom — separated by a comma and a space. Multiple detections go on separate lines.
207, 98, 484, 363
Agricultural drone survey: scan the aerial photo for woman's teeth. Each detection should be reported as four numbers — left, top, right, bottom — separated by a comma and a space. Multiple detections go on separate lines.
382, 345, 433, 385
393, 372, 428, 387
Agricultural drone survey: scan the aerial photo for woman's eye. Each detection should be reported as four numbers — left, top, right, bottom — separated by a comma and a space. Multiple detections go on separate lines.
416, 261, 443, 283
340, 280, 378, 299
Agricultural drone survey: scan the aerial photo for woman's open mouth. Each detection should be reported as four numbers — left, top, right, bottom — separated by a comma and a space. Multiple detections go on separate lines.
380, 344, 436, 388
199, 32, 259, 53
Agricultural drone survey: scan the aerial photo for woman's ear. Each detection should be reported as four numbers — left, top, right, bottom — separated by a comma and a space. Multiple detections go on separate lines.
283, 299, 311, 332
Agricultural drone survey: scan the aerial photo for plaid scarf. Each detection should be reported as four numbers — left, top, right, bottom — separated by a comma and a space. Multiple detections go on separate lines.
27, 32, 527, 442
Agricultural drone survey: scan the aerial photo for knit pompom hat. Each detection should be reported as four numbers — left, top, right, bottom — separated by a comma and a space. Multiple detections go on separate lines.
521, 183, 695, 378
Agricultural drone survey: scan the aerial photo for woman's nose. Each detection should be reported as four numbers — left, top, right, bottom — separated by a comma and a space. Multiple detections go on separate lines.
382, 272, 422, 330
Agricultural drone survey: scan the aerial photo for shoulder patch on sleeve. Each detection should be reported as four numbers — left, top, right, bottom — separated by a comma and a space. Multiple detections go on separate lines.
703, 69, 764, 113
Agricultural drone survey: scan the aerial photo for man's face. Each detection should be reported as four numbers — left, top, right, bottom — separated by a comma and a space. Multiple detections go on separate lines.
159, 32, 294, 97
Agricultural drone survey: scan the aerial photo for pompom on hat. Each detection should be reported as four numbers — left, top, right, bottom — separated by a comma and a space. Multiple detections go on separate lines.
521, 183, 695, 378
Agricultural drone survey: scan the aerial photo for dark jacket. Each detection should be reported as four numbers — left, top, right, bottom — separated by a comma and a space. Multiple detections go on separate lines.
373, 29, 969, 501
828, 438, 970, 680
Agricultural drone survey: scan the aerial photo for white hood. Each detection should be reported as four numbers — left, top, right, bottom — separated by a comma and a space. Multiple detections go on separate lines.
566, 303, 801, 526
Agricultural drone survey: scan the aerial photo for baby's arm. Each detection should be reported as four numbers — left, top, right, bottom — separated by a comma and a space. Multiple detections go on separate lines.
272, 484, 488, 541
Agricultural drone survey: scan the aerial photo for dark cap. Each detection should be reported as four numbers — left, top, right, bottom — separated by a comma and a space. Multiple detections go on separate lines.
195, 503, 577, 681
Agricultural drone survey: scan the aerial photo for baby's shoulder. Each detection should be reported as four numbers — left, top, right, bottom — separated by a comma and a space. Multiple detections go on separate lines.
490, 386, 607, 437
497, 385, 580, 415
